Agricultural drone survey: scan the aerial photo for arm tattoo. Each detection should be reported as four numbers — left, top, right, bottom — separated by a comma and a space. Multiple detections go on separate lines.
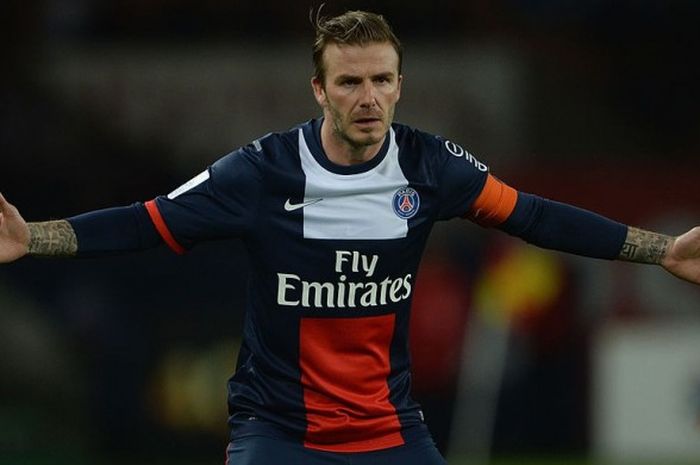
618, 226, 673, 264
27, 220, 78, 257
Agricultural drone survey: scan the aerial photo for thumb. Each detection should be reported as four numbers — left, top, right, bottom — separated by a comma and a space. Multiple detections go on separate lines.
0, 194, 19, 220
0, 193, 16, 214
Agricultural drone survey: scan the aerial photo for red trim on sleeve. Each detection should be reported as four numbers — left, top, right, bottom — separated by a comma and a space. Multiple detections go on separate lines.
467, 174, 518, 227
144, 200, 186, 255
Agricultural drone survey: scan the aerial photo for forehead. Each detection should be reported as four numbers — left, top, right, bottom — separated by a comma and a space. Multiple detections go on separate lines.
322, 42, 400, 78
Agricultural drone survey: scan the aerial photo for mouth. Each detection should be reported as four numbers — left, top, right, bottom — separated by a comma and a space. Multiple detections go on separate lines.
353, 117, 383, 126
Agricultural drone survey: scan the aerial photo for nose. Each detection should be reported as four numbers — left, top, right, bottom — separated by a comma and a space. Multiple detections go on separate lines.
359, 80, 377, 108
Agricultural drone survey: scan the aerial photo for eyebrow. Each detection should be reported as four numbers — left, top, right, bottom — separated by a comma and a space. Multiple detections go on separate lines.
334, 72, 396, 83
372, 72, 395, 80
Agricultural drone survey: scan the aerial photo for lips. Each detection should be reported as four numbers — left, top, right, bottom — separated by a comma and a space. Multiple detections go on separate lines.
354, 117, 382, 124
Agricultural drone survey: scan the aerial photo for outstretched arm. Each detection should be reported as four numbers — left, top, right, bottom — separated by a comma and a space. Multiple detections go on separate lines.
468, 176, 700, 286
1, 192, 166, 262
620, 226, 700, 284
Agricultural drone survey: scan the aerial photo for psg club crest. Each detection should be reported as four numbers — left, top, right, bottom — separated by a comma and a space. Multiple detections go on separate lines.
392, 187, 420, 219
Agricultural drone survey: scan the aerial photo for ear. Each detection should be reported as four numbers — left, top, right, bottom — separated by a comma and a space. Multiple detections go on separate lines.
311, 76, 326, 107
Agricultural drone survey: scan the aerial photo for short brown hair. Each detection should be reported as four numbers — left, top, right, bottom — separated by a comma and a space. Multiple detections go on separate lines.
311, 8, 403, 84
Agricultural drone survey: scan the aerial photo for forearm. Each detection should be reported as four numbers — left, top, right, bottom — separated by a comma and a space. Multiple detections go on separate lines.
618, 226, 674, 264
25, 204, 162, 258
499, 193, 627, 259
67, 203, 162, 256
27, 220, 78, 257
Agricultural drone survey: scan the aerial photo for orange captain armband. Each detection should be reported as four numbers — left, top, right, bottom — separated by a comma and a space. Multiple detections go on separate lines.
466, 174, 518, 227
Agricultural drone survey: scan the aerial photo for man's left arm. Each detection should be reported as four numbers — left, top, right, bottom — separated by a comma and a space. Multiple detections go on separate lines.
467, 174, 700, 286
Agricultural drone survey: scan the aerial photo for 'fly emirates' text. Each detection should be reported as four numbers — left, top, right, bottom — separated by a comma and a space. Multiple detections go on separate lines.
276, 250, 412, 309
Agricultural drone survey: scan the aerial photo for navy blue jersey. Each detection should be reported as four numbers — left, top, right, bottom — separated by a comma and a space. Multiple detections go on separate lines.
145, 118, 490, 452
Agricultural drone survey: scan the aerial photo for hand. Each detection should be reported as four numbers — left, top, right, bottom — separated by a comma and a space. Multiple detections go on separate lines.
0, 193, 30, 263
662, 227, 700, 285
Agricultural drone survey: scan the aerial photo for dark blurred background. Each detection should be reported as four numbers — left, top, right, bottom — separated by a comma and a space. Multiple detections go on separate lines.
1, 1, 699, 464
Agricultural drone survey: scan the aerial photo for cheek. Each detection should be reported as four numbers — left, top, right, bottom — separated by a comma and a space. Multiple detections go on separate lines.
327, 94, 352, 113
378, 87, 400, 105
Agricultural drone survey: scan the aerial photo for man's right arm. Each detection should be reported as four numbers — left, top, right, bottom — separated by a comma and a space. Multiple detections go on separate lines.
1, 193, 163, 263
3, 144, 267, 262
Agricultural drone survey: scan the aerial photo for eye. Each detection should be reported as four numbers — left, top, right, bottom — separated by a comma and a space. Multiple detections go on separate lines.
339, 78, 360, 87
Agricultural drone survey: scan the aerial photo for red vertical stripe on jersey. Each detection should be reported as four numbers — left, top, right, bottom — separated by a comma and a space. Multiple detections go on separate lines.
299, 314, 404, 452
144, 200, 187, 255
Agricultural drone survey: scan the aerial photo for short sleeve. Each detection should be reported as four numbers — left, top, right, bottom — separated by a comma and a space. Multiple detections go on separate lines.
145, 147, 262, 253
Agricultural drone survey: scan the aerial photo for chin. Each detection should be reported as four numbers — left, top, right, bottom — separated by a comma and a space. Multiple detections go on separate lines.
353, 128, 387, 144
353, 135, 383, 147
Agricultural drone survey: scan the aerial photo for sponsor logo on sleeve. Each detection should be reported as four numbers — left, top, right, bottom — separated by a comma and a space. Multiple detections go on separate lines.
444, 140, 488, 172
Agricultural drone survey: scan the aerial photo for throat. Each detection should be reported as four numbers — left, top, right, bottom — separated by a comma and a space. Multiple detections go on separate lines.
329, 139, 384, 166
342, 146, 380, 165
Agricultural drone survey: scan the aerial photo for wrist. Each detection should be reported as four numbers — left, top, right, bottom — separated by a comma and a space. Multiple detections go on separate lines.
26, 221, 78, 257
659, 236, 678, 269
618, 226, 674, 265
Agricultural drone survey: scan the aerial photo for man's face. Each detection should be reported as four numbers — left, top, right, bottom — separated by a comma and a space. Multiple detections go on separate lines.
312, 41, 402, 152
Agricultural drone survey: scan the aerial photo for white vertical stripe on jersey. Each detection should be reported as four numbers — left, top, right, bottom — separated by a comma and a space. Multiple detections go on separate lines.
298, 128, 409, 240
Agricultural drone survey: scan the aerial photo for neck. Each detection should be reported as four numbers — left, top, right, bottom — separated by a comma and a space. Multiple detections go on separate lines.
320, 118, 385, 166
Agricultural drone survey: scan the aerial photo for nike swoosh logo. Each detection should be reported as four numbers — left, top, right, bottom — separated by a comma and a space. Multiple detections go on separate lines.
284, 198, 323, 212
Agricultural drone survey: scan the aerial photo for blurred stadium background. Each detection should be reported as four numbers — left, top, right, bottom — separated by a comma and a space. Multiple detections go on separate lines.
1, 1, 700, 464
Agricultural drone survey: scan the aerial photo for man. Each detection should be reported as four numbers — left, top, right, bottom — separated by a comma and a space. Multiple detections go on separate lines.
1, 9, 699, 465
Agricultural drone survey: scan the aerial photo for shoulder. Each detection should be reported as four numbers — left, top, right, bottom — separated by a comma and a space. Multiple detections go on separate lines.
392, 122, 487, 172
251, 122, 304, 158
392, 121, 461, 159
392, 121, 441, 152
212, 122, 306, 177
